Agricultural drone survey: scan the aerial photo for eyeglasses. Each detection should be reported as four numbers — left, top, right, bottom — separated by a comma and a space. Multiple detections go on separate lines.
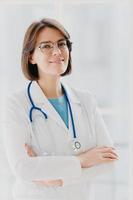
37, 39, 72, 54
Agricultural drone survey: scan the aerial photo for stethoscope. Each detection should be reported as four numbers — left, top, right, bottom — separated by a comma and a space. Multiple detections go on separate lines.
27, 81, 81, 151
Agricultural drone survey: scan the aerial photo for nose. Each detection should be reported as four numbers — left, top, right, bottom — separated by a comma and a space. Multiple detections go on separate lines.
52, 45, 61, 56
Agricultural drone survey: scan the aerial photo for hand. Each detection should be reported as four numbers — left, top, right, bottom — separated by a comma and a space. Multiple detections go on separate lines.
77, 146, 119, 168
25, 143, 37, 157
32, 179, 63, 187
24, 143, 63, 187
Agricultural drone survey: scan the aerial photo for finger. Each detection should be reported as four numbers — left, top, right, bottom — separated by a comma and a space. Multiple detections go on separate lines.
103, 153, 117, 158
25, 144, 31, 154
33, 180, 63, 186
25, 145, 33, 153
50, 180, 63, 186
102, 153, 118, 159
101, 148, 118, 156
47, 181, 63, 186
54, 180, 63, 186
25, 144, 34, 156
103, 158, 118, 163
108, 150, 118, 157
25, 144, 37, 157
103, 149, 118, 157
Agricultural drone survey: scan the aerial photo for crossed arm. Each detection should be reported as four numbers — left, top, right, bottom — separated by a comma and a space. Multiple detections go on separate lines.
25, 143, 118, 187
5, 93, 119, 187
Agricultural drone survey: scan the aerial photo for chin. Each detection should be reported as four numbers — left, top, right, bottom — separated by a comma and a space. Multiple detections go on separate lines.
54, 70, 66, 76
54, 66, 67, 75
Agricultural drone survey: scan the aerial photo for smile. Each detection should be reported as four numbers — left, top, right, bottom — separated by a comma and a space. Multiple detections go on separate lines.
49, 58, 64, 63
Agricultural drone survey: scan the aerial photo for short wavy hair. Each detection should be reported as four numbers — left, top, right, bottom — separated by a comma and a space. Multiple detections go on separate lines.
21, 18, 72, 80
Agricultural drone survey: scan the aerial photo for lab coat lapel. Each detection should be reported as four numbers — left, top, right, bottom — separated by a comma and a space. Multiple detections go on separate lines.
59, 84, 82, 139
29, 81, 82, 134
68, 98, 83, 139
60, 83, 83, 138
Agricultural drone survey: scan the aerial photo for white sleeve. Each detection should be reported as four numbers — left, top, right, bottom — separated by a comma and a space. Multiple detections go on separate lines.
63, 93, 116, 186
3, 96, 81, 182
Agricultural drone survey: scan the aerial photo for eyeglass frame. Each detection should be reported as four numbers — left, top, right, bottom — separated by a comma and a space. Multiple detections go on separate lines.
36, 38, 72, 54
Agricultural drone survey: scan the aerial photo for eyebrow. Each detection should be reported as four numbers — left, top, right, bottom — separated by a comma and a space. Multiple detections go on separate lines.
38, 38, 66, 45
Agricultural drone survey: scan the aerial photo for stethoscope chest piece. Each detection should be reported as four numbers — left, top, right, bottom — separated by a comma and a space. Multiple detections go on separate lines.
72, 140, 81, 152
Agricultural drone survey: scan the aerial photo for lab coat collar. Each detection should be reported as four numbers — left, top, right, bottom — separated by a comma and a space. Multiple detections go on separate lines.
28, 81, 82, 132
30, 81, 80, 105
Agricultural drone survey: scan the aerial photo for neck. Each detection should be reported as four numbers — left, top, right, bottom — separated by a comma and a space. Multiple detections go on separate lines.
37, 75, 63, 99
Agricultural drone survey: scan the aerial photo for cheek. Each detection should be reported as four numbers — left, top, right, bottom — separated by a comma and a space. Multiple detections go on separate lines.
34, 53, 49, 66
64, 50, 69, 62
66, 49, 70, 57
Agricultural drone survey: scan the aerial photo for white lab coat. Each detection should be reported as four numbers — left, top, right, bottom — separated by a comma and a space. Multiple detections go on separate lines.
3, 81, 115, 200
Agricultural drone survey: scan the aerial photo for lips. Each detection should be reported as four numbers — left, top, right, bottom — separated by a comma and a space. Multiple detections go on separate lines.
49, 58, 64, 63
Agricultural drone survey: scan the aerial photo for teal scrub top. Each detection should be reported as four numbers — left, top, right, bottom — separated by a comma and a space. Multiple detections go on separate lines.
48, 94, 69, 128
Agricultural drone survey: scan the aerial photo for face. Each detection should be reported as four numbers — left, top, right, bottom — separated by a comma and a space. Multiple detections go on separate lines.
30, 27, 69, 79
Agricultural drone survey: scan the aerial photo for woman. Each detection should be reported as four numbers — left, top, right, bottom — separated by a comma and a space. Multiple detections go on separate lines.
4, 18, 118, 200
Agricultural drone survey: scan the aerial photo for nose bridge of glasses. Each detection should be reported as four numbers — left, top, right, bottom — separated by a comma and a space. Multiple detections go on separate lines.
52, 41, 61, 53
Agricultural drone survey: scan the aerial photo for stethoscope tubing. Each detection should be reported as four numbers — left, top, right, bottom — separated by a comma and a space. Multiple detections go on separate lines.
27, 81, 81, 150
27, 81, 48, 122
64, 90, 76, 139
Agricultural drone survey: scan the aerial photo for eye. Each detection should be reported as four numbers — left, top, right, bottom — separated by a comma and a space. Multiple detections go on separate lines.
58, 41, 67, 48
40, 43, 52, 49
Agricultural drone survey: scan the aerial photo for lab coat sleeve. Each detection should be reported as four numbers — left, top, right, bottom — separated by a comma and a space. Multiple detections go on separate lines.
62, 92, 116, 186
3, 95, 82, 182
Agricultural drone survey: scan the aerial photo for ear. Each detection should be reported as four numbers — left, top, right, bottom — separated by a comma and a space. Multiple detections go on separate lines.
29, 54, 36, 65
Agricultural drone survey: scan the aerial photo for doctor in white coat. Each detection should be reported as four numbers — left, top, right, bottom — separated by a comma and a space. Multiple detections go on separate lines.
4, 18, 118, 200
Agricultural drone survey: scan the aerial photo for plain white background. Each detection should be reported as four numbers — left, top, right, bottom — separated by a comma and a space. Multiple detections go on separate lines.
0, 0, 132, 199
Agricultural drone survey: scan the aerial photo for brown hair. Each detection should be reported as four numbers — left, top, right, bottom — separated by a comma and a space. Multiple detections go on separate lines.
21, 18, 72, 80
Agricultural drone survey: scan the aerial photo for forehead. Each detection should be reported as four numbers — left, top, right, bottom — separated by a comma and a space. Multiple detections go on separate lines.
36, 27, 65, 44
